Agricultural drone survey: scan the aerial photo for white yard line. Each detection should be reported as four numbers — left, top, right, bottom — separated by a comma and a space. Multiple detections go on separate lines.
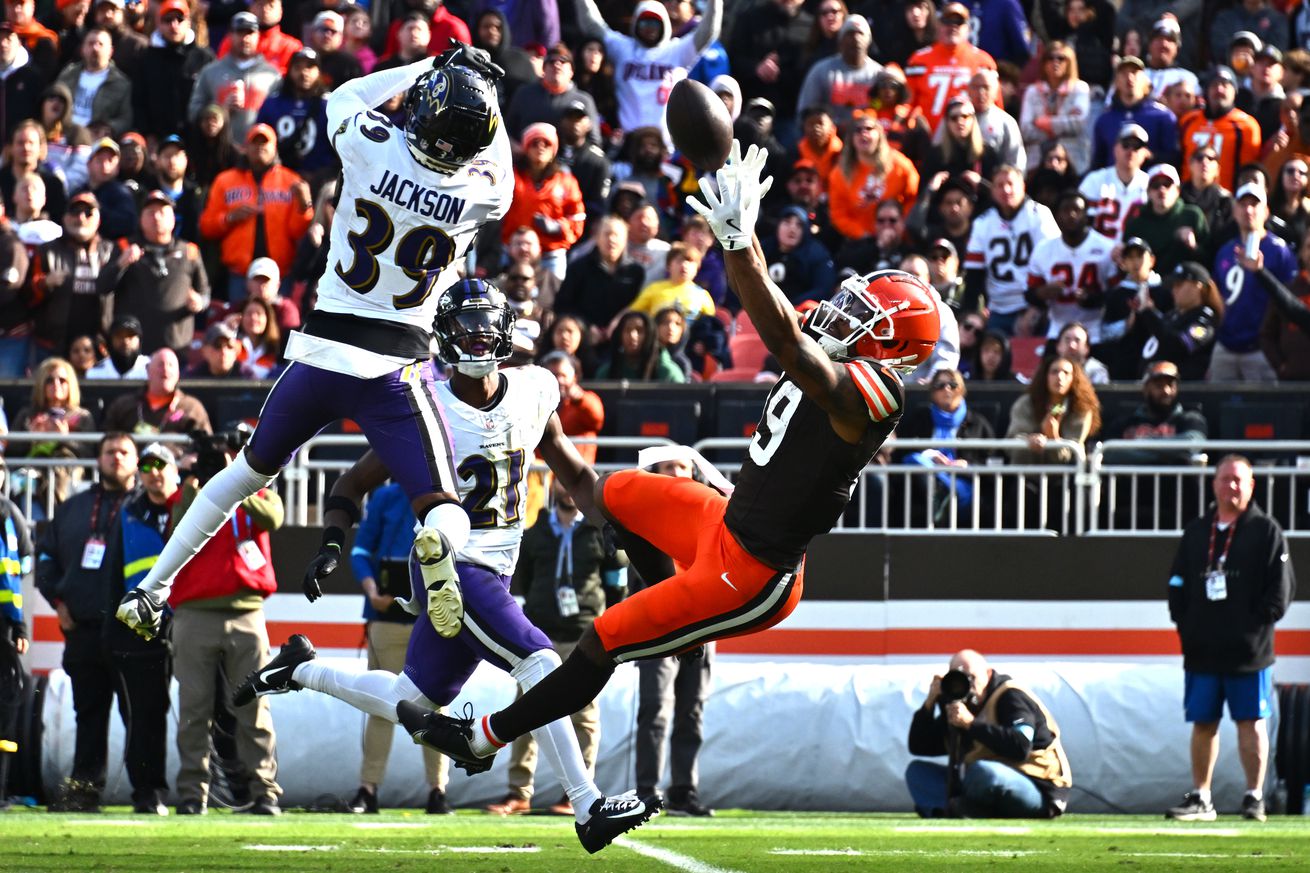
1092, 827, 1243, 837
349, 822, 429, 829
619, 838, 747, 873
893, 825, 1033, 835
243, 845, 338, 852
360, 845, 541, 855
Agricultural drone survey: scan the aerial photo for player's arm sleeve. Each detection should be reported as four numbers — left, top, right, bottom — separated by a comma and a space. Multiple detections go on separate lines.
326, 56, 434, 147
844, 361, 903, 423
692, 0, 723, 54
573, 0, 609, 39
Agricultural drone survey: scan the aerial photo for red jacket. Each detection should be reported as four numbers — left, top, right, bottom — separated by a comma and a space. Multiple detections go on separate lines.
169, 491, 277, 606
383, 7, 471, 59
218, 25, 304, 74
501, 166, 585, 252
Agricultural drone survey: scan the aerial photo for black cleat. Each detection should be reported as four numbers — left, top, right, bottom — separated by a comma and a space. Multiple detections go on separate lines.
575, 791, 662, 854
396, 700, 495, 775
232, 634, 316, 706
1165, 791, 1217, 821
1242, 794, 1267, 822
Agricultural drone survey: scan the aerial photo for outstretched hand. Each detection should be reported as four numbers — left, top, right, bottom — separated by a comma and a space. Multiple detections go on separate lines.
687, 140, 774, 251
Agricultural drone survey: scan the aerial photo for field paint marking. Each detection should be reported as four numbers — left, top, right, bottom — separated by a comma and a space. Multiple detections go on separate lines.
619, 837, 746, 873
893, 825, 1033, 835
244, 845, 338, 852
63, 819, 153, 826
771, 849, 864, 856
1121, 852, 1287, 859
350, 822, 429, 829
1093, 827, 1243, 837
361, 846, 541, 855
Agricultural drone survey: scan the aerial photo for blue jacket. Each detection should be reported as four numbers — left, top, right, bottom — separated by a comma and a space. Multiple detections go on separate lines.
968, 0, 1034, 66
350, 483, 418, 622
1091, 98, 1179, 169
1, 498, 32, 633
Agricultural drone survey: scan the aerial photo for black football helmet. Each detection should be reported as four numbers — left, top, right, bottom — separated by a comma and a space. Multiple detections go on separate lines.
434, 279, 516, 376
403, 65, 499, 174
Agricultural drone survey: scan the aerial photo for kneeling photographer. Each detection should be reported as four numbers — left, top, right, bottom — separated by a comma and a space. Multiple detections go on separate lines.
905, 649, 1071, 818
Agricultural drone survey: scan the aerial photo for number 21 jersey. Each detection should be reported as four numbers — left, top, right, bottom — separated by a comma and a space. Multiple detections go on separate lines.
431, 366, 559, 575
724, 362, 903, 570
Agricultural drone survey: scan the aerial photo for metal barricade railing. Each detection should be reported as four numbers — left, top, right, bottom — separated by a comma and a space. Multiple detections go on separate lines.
693, 437, 1086, 535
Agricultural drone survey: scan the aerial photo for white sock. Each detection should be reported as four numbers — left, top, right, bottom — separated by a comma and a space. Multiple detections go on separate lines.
294, 660, 430, 721
423, 502, 471, 553
137, 452, 275, 597
1246, 788, 1263, 801
1195, 788, 1212, 804
511, 650, 602, 822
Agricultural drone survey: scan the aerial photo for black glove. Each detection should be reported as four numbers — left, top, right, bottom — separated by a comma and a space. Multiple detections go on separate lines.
434, 40, 505, 82
303, 542, 340, 603
6, 617, 25, 646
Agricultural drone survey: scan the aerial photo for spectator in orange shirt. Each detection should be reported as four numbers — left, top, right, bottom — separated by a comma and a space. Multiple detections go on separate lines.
3, 0, 58, 78
827, 110, 919, 240
797, 105, 842, 190
198, 123, 312, 303
500, 123, 585, 281
1180, 67, 1262, 192
870, 64, 932, 168
216, 0, 303, 74
904, 2, 997, 133
541, 350, 604, 465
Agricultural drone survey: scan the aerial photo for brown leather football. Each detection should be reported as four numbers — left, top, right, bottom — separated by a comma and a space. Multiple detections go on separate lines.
666, 78, 733, 171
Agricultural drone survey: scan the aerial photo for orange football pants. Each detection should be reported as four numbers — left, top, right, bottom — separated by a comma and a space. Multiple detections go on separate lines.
593, 469, 804, 663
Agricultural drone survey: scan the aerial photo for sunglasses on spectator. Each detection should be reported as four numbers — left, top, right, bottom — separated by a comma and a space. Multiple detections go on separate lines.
316, 26, 341, 34
1120, 139, 1147, 150
140, 459, 170, 473
1192, 152, 1218, 162
932, 380, 960, 390
948, 111, 973, 121
162, 13, 186, 24
1149, 178, 1175, 189
961, 322, 983, 333
69, 205, 97, 217
941, 15, 966, 25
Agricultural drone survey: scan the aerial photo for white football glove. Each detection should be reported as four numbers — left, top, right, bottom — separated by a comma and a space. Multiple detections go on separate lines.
687, 140, 774, 251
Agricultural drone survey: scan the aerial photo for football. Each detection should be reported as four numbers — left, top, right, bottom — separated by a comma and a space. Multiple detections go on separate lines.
666, 78, 734, 171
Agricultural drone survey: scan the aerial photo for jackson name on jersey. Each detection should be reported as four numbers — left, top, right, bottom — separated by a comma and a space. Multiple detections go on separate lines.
432, 365, 559, 575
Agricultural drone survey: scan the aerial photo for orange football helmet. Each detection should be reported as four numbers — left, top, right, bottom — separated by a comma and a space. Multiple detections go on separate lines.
808, 270, 941, 371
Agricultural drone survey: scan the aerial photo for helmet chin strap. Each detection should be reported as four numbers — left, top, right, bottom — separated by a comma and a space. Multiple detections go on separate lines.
454, 359, 497, 377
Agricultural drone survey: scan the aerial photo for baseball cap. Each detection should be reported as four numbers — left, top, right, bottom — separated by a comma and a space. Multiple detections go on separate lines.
92, 136, 120, 156
839, 14, 871, 38
1231, 31, 1262, 50
946, 94, 975, 115
1151, 17, 1180, 39
613, 180, 646, 201
1117, 55, 1146, 71
545, 42, 573, 63
230, 11, 259, 32
561, 98, 589, 116
1142, 360, 1180, 383
1148, 164, 1180, 186
204, 321, 239, 345
68, 190, 99, 210
247, 256, 280, 282
1210, 65, 1238, 87
744, 97, 775, 118
940, 2, 970, 22
1257, 44, 1284, 65
246, 123, 276, 143
521, 122, 558, 149
778, 205, 810, 225
1118, 122, 1149, 144
139, 442, 177, 467
158, 0, 188, 18
313, 10, 343, 30
291, 47, 320, 66
929, 238, 958, 258
142, 189, 174, 209
158, 134, 186, 152
1174, 261, 1213, 286
1122, 237, 1153, 255
94, 0, 124, 8
110, 313, 142, 336
791, 157, 820, 176
120, 131, 146, 151
1235, 181, 1268, 204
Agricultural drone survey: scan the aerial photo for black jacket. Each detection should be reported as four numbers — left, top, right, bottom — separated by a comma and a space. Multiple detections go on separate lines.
554, 250, 645, 331
558, 141, 612, 238
36, 483, 132, 626
1169, 502, 1295, 674
32, 234, 117, 349
1134, 304, 1220, 382
1103, 401, 1209, 465
102, 235, 211, 353
514, 512, 625, 642
135, 39, 216, 142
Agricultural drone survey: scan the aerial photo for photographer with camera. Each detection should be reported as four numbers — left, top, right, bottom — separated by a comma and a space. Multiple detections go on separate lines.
168, 427, 284, 815
905, 649, 1071, 819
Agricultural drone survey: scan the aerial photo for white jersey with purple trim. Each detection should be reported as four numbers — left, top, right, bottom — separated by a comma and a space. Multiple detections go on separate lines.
605, 6, 702, 133
285, 79, 513, 378
1078, 167, 1148, 241
1027, 230, 1117, 341
964, 199, 1059, 315
431, 366, 559, 575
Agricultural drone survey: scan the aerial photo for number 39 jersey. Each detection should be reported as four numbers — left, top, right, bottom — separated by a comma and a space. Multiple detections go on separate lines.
965, 198, 1060, 315
288, 108, 513, 377
724, 363, 903, 570
431, 366, 559, 575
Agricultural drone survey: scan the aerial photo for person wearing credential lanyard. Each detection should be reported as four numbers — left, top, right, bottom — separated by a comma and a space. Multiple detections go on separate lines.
1165, 454, 1295, 823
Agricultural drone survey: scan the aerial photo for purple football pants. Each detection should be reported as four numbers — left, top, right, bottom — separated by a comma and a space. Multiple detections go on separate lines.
246, 360, 457, 500
403, 558, 553, 705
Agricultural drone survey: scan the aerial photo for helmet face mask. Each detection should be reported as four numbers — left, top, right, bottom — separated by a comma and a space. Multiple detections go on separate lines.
808, 270, 940, 371
404, 66, 498, 174
435, 280, 516, 376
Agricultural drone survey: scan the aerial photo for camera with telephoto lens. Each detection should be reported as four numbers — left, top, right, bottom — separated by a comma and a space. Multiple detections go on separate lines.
939, 668, 974, 704
188, 426, 252, 485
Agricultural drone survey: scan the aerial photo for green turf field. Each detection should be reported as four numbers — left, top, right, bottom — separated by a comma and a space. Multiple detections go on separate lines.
2, 808, 1308, 872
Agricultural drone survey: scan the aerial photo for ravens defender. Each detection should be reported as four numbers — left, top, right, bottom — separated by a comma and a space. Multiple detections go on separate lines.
399, 142, 940, 789
118, 45, 512, 642
233, 280, 657, 853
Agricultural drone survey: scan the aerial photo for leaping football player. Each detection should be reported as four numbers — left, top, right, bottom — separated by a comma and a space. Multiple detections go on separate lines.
117, 44, 513, 643
232, 280, 658, 853
398, 142, 942, 782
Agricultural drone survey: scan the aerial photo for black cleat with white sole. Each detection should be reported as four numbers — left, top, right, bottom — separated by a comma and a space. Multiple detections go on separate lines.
396, 700, 495, 775
575, 791, 662, 854
232, 634, 316, 706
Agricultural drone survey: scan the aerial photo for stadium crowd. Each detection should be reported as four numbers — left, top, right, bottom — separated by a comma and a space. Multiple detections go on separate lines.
0, 0, 1305, 818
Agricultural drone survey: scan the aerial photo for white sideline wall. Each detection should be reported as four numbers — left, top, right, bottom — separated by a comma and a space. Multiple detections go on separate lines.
39, 660, 1269, 813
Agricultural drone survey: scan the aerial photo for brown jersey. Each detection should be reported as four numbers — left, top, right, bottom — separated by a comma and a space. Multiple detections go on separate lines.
724, 360, 903, 570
